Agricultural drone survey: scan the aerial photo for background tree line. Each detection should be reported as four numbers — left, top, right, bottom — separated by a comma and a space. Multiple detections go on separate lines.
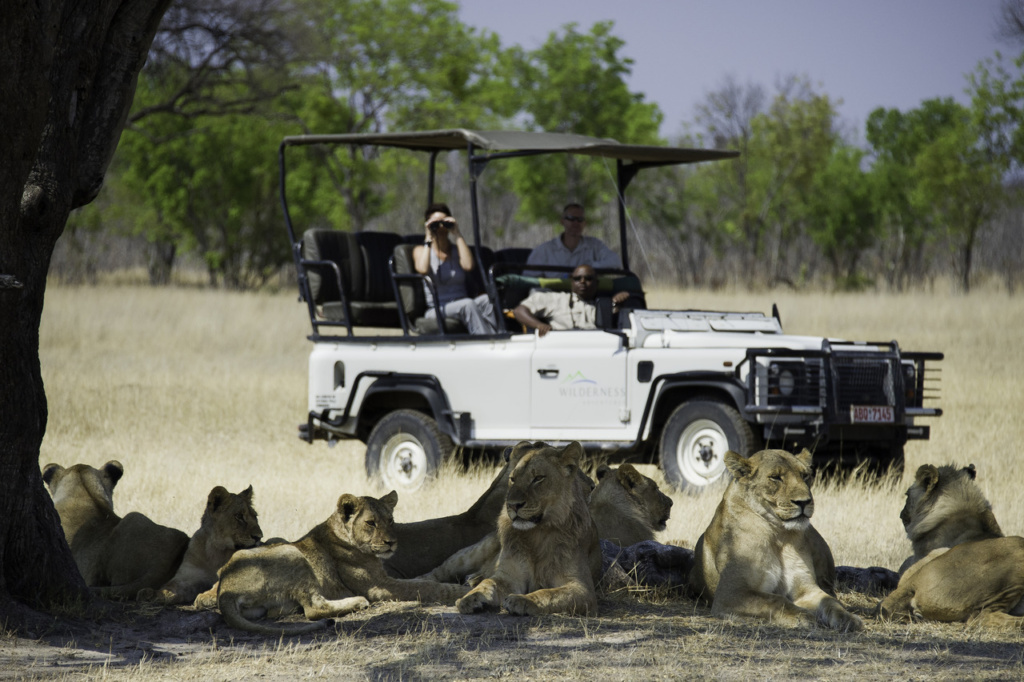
55, 0, 1024, 294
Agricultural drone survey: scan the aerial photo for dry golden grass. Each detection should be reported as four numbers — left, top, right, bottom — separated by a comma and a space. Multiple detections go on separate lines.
9, 282, 1022, 679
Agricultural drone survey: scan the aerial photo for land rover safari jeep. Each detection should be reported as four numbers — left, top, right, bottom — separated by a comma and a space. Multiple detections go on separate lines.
282, 130, 943, 492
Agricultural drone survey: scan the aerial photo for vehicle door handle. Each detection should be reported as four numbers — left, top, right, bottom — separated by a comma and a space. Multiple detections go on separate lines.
537, 368, 559, 378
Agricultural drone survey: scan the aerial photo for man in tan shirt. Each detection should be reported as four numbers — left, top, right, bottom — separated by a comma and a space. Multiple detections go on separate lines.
513, 265, 629, 336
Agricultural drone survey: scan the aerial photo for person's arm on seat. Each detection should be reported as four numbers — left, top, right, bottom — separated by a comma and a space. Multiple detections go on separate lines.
514, 304, 552, 337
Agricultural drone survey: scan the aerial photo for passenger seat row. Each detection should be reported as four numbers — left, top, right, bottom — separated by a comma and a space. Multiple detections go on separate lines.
300, 229, 531, 335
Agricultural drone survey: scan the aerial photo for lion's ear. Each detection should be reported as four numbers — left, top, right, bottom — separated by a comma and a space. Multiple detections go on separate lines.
338, 494, 360, 521
915, 464, 940, 492
242, 485, 254, 503
616, 463, 644, 490
41, 463, 63, 487
963, 464, 977, 480
507, 441, 536, 467
103, 460, 124, 485
380, 490, 398, 512
724, 451, 752, 479
795, 448, 813, 467
561, 441, 585, 470
596, 464, 612, 481
206, 486, 230, 512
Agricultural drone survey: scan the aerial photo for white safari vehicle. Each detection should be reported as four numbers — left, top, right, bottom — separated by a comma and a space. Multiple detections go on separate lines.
281, 130, 943, 492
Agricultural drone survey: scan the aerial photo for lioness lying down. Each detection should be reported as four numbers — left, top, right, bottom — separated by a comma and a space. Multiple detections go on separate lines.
688, 449, 862, 631
141, 485, 263, 605
877, 536, 1024, 628
384, 443, 514, 579
42, 461, 189, 600
897, 463, 1002, 575
215, 490, 470, 635
456, 441, 601, 617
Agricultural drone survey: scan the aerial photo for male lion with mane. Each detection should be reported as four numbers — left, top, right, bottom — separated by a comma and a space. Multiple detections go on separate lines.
215, 490, 469, 635
42, 461, 189, 600
896, 463, 1002, 575
688, 449, 862, 631
875, 462, 1024, 629
426, 459, 670, 585
456, 441, 600, 617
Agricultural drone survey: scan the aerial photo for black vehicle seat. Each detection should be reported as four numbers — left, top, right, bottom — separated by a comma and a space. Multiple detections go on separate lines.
300, 229, 401, 328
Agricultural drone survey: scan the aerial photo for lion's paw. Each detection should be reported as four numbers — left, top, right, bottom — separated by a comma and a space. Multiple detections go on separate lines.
456, 591, 492, 614
502, 594, 539, 616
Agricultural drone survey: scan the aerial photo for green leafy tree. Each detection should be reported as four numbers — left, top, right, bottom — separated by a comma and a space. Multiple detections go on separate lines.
499, 21, 664, 224
866, 99, 964, 289
807, 145, 880, 288
288, 0, 513, 231
868, 97, 1007, 292
117, 72, 297, 288
746, 81, 839, 285
685, 77, 839, 286
911, 107, 1004, 293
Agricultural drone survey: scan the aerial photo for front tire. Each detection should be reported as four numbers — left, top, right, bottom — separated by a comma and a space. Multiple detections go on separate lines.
659, 399, 760, 492
365, 409, 452, 493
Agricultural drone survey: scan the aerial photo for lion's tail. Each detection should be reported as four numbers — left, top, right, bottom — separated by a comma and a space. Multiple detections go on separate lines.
219, 595, 328, 636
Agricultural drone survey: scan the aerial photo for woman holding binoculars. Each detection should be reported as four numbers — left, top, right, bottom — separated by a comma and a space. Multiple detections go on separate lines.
412, 202, 498, 335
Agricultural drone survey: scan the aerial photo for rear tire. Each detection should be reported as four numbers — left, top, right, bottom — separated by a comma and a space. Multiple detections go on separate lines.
365, 409, 451, 493
659, 399, 760, 492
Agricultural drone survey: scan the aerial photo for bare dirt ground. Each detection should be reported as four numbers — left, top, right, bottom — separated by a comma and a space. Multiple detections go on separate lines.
4, 585, 1023, 681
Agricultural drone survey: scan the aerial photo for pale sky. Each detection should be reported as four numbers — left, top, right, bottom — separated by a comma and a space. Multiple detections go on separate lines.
458, 0, 1007, 141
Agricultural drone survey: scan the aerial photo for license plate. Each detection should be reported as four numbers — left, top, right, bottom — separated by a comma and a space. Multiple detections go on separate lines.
850, 405, 894, 423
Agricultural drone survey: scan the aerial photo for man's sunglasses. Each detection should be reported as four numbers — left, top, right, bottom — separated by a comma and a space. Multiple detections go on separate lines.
562, 215, 585, 223
572, 275, 596, 282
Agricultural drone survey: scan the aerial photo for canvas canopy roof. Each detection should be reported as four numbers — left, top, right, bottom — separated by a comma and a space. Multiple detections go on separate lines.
281, 129, 738, 166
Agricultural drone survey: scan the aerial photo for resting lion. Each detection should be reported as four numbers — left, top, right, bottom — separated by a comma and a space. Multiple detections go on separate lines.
897, 463, 1002, 575
456, 441, 601, 617
591, 463, 673, 547
215, 490, 469, 635
42, 460, 189, 600
877, 536, 1024, 628
383, 443, 516, 579
141, 485, 263, 605
688, 449, 862, 631
426, 461, 669, 584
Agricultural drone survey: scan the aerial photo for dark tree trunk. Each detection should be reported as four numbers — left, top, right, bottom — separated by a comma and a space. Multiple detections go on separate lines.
0, 0, 171, 627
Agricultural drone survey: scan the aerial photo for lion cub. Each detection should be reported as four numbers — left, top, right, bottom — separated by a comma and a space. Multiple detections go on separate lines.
215, 490, 469, 635
688, 449, 862, 631
141, 485, 263, 605
42, 461, 189, 600
456, 442, 601, 617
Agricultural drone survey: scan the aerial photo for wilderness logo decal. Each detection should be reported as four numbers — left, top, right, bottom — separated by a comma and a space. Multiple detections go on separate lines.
557, 370, 625, 402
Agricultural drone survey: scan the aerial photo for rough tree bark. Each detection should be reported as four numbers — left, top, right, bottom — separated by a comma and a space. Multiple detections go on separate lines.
0, 0, 171, 627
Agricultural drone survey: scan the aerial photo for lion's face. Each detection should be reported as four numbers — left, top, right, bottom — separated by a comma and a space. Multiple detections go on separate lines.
900, 463, 977, 531
594, 463, 673, 531
725, 449, 815, 530
42, 460, 124, 515
337, 490, 399, 558
203, 485, 263, 551
505, 442, 586, 531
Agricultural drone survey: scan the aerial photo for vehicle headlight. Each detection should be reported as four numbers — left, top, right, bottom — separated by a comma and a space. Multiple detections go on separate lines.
779, 369, 795, 396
